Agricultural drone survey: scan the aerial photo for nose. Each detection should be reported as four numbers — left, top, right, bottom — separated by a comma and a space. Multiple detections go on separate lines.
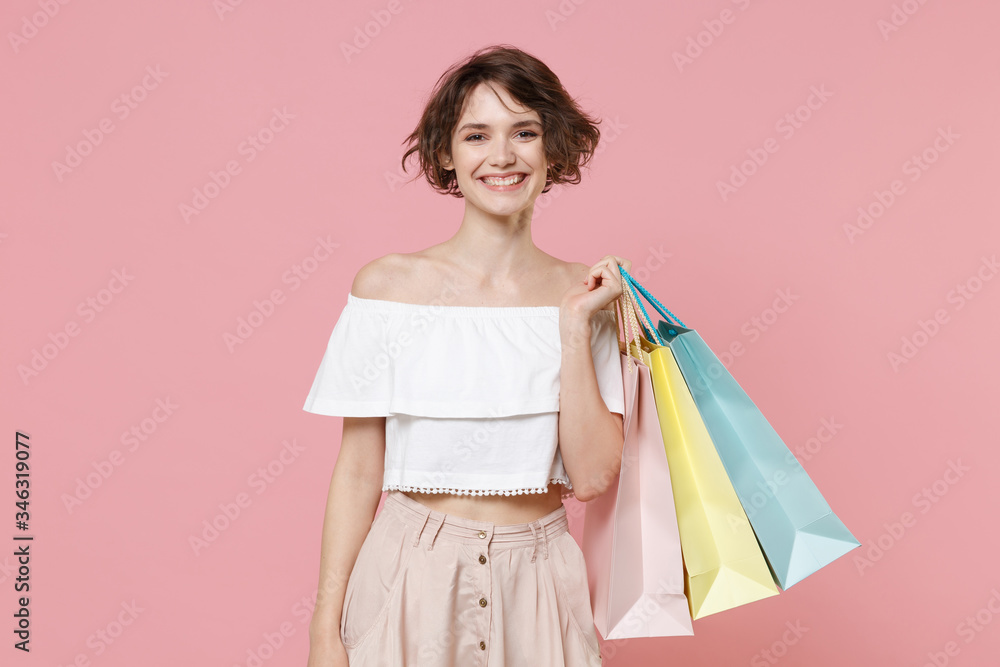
488, 136, 515, 167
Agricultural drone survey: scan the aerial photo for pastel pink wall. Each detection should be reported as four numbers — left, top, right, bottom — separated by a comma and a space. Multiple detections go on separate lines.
3, 0, 997, 665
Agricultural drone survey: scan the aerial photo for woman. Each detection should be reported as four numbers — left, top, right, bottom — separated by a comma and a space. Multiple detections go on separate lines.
304, 44, 631, 666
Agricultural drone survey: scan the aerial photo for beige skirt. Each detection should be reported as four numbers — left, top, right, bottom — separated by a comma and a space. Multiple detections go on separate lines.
339, 490, 604, 666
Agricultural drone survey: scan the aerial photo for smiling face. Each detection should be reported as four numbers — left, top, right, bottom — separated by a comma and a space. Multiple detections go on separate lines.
439, 82, 548, 220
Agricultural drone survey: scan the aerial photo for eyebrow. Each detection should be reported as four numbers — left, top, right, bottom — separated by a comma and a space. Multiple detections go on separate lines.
456, 119, 543, 133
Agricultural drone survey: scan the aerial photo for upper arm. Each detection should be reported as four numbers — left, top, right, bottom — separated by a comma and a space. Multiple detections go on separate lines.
337, 416, 387, 484
335, 255, 399, 478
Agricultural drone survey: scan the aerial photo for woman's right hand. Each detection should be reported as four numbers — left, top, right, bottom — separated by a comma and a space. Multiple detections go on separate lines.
306, 635, 349, 667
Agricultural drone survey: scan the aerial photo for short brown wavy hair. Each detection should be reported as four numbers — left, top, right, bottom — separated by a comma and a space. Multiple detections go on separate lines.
401, 44, 601, 197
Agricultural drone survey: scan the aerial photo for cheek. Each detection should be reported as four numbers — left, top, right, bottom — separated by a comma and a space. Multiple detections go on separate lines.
533, 172, 548, 193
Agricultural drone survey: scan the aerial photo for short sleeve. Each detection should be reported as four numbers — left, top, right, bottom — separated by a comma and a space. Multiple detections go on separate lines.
591, 311, 625, 417
302, 298, 393, 417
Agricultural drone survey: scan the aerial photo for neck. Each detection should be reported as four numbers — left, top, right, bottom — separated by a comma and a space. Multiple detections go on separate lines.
443, 206, 541, 282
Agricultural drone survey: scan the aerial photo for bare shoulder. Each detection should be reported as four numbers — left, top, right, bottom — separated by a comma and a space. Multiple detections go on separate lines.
351, 249, 447, 302
350, 253, 413, 300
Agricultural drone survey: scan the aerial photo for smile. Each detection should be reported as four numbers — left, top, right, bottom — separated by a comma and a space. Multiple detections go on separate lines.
479, 173, 527, 191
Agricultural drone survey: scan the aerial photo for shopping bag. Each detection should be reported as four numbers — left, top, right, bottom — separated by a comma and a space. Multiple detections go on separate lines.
621, 268, 860, 590
583, 287, 693, 639
618, 280, 778, 620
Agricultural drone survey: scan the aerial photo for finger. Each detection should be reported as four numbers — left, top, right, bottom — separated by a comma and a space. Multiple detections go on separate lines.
598, 257, 632, 284
601, 254, 632, 271
591, 262, 624, 297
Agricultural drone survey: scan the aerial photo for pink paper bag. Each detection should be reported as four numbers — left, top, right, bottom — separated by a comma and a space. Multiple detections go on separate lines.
582, 340, 694, 639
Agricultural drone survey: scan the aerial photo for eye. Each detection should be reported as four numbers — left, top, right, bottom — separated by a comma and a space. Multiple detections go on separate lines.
463, 130, 539, 142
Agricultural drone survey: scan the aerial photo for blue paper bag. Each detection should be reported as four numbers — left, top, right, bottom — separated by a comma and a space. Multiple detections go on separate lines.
620, 268, 860, 589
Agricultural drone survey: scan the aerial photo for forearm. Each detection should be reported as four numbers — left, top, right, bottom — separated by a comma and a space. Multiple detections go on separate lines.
308, 446, 385, 646
557, 310, 625, 502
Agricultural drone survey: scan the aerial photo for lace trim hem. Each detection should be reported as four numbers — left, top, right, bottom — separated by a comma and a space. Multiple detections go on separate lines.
383, 478, 573, 497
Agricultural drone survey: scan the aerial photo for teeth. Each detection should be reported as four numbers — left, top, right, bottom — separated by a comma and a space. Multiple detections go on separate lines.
482, 174, 524, 186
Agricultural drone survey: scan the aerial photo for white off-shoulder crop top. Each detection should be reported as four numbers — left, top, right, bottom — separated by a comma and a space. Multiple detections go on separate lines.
302, 292, 626, 497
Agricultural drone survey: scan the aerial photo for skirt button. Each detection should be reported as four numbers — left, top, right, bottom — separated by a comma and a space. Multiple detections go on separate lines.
478, 530, 487, 539
479, 641, 486, 650
478, 554, 487, 564
479, 597, 488, 607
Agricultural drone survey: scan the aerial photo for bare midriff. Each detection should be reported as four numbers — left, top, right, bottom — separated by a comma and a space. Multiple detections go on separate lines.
395, 483, 568, 525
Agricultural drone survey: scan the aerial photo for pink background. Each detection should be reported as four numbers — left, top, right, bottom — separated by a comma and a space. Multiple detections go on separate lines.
3, 0, 998, 665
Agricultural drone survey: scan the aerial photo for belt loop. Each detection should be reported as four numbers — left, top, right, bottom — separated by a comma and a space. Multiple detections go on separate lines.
427, 512, 446, 551
538, 519, 549, 560
413, 510, 431, 548
528, 522, 539, 563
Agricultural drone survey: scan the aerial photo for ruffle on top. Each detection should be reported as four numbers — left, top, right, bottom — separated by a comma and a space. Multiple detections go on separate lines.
303, 292, 626, 497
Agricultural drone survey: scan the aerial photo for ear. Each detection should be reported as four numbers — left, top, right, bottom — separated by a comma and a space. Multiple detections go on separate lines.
437, 148, 453, 170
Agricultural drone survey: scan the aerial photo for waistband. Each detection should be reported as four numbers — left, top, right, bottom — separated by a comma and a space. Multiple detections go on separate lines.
383, 491, 568, 560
